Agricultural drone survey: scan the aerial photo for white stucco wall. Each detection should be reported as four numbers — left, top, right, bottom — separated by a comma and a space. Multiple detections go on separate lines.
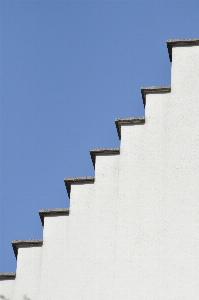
38, 153, 119, 300
13, 245, 42, 300
38, 214, 70, 300
115, 44, 199, 299
38, 182, 94, 300
87, 154, 119, 300
0, 279, 15, 300
37, 43, 199, 299
3, 41, 199, 300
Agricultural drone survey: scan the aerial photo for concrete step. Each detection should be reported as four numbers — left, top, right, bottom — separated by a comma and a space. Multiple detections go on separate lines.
141, 86, 171, 107
90, 148, 120, 169
115, 117, 145, 140
64, 176, 95, 198
166, 38, 199, 61
39, 208, 70, 226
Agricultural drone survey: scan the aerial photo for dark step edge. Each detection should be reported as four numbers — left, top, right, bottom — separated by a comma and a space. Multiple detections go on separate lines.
38, 208, 70, 226
0, 272, 16, 280
167, 38, 199, 62
115, 117, 145, 140
12, 239, 43, 259
141, 86, 171, 107
89, 148, 120, 169
64, 176, 95, 198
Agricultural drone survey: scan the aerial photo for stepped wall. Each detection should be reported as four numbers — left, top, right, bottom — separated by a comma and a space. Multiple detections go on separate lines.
2, 39, 199, 300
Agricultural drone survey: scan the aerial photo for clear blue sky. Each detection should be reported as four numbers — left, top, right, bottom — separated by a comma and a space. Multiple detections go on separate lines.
0, 0, 198, 272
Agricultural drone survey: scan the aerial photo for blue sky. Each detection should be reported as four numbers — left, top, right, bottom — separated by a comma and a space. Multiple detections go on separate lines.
0, 0, 199, 272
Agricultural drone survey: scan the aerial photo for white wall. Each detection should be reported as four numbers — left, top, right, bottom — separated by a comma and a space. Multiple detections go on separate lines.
37, 43, 199, 300
38, 153, 119, 300
4, 42, 199, 300
115, 44, 199, 299
13, 245, 42, 300
91, 154, 119, 300
38, 182, 94, 300
0, 279, 15, 300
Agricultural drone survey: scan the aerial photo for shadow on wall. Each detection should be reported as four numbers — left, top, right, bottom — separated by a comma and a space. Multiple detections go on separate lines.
0, 295, 31, 300
0, 296, 9, 300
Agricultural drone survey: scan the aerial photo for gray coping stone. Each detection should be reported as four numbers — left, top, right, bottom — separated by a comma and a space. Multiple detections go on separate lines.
141, 86, 171, 107
38, 208, 70, 226
0, 272, 16, 280
12, 239, 43, 259
166, 38, 199, 62
89, 148, 120, 168
64, 176, 95, 198
115, 117, 145, 140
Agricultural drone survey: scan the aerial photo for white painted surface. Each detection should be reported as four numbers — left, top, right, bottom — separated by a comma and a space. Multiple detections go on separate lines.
0, 279, 15, 300
38, 153, 119, 299
38, 182, 94, 300
4, 42, 199, 299
89, 154, 119, 300
115, 44, 199, 299
38, 215, 70, 300
35, 44, 199, 299
13, 245, 42, 300
62, 154, 119, 300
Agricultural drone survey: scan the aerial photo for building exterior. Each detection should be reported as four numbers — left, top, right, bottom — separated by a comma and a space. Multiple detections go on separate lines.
1, 37, 199, 299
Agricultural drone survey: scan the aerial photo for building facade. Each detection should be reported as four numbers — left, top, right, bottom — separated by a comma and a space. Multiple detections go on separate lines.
1, 38, 199, 299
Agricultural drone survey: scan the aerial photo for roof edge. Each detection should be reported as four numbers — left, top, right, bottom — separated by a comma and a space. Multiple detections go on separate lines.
115, 117, 145, 140
166, 38, 199, 62
89, 148, 120, 168
0, 272, 16, 280
38, 208, 70, 226
12, 239, 43, 259
64, 176, 95, 198
141, 86, 171, 107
